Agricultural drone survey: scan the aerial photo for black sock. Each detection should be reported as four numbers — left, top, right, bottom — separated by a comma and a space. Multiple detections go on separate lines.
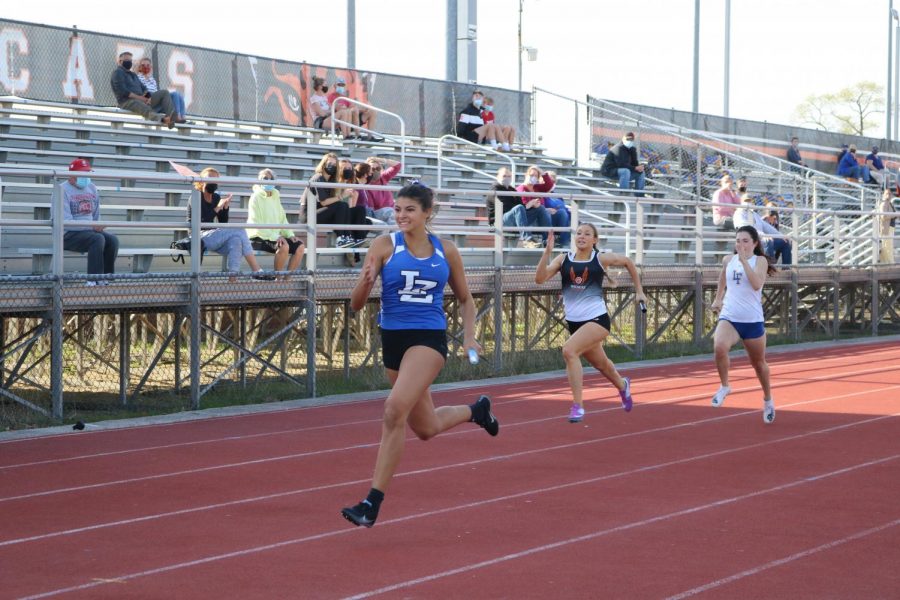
468, 399, 482, 422
364, 488, 384, 510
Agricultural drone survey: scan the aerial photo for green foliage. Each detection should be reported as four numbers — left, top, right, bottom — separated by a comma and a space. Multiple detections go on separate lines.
792, 81, 884, 136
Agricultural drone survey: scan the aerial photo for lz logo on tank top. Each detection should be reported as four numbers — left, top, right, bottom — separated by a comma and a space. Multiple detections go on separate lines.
398, 270, 438, 303
732, 270, 743, 285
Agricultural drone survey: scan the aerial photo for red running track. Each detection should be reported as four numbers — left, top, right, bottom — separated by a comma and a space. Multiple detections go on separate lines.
1, 341, 899, 599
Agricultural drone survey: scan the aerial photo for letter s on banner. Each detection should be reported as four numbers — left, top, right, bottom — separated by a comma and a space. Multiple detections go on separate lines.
0, 28, 30, 95
168, 50, 194, 109
62, 34, 95, 100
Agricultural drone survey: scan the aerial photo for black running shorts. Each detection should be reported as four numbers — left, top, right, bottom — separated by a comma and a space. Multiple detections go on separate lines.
381, 328, 448, 370
566, 313, 612, 335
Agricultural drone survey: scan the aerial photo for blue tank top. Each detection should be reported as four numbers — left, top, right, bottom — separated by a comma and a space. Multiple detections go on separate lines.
379, 231, 449, 330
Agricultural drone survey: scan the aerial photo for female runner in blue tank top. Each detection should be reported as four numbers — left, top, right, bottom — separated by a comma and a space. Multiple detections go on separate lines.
710, 225, 778, 423
341, 183, 499, 528
535, 224, 647, 423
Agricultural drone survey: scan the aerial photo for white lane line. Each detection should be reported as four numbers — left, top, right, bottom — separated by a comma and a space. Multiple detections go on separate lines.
342, 455, 900, 600
1, 375, 898, 505
0, 356, 900, 478
663, 518, 900, 599
18, 452, 899, 600
3, 394, 897, 553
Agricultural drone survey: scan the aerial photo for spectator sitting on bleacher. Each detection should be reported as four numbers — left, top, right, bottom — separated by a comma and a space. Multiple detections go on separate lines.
457, 90, 487, 144
734, 194, 791, 267
876, 188, 896, 264
711, 174, 740, 230
62, 158, 119, 282
516, 166, 553, 248
838, 145, 863, 182
135, 57, 187, 123
191, 167, 269, 278
481, 96, 514, 152
487, 166, 527, 239
336, 158, 371, 249
786, 137, 805, 172
327, 77, 380, 141
600, 132, 646, 197
247, 168, 305, 277
365, 156, 402, 224
542, 172, 571, 247
835, 144, 849, 173
307, 153, 360, 249
309, 77, 352, 138
865, 146, 885, 187
110, 52, 176, 128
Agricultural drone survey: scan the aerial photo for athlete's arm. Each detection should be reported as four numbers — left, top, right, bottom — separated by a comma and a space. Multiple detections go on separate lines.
711, 254, 730, 312
535, 231, 564, 284
350, 235, 390, 312
742, 253, 769, 291
599, 253, 647, 304
444, 238, 482, 355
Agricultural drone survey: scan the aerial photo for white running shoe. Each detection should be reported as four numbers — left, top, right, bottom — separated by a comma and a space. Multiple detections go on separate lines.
763, 400, 775, 424
711, 385, 731, 407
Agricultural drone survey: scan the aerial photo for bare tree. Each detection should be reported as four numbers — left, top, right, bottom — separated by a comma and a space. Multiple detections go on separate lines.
792, 81, 884, 136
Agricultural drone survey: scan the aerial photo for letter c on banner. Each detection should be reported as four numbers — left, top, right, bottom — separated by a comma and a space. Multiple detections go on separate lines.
168, 50, 194, 108
62, 35, 95, 100
0, 28, 30, 95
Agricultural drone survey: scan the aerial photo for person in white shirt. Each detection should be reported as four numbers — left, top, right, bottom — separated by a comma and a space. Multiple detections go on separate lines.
710, 225, 778, 423
308, 76, 352, 138
135, 57, 186, 122
733, 194, 792, 266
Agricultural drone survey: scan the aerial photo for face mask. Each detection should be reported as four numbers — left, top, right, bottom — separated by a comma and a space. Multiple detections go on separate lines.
262, 184, 275, 192
501, 176, 512, 186
121, 60, 133, 70
324, 163, 337, 176
336, 85, 346, 95
473, 98, 483, 107
738, 186, 747, 193
623, 139, 634, 148
342, 168, 353, 179
321, 85, 329, 94
139, 65, 151, 74
204, 183, 218, 194
529, 176, 539, 185
75, 177, 91, 189
483, 105, 493, 112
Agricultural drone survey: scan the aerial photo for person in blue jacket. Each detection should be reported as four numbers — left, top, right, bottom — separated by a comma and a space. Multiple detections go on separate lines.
837, 145, 862, 180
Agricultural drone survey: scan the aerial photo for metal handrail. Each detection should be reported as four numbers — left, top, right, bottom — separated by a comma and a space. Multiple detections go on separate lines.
329, 97, 406, 166
437, 135, 516, 188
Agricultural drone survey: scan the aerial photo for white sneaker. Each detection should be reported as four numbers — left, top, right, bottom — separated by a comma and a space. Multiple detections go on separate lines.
501, 142, 511, 152
711, 385, 731, 407
763, 400, 775, 424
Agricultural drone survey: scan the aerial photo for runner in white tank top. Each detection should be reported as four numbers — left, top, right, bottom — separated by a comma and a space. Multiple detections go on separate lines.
710, 225, 777, 423
535, 224, 647, 424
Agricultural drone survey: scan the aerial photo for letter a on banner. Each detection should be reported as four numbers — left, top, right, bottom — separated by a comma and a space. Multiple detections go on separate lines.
62, 33, 94, 100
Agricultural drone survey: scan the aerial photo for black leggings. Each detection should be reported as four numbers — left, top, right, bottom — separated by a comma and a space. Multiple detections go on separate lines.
317, 201, 368, 240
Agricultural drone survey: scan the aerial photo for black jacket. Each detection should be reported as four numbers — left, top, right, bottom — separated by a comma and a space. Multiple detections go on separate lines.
486, 182, 521, 222
457, 103, 484, 143
110, 66, 147, 105
601, 142, 639, 178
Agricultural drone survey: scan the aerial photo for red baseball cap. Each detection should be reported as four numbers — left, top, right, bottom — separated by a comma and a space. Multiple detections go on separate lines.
69, 158, 91, 172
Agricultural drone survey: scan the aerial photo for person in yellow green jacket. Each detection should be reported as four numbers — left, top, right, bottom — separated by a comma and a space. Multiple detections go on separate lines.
247, 168, 305, 276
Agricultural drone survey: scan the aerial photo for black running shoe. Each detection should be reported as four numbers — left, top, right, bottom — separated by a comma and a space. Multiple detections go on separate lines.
471, 395, 499, 436
341, 500, 378, 528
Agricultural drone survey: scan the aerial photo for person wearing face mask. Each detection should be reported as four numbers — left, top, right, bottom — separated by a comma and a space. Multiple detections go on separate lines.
327, 76, 379, 140
516, 166, 554, 248
308, 153, 361, 250
711, 174, 740, 230
308, 77, 352, 138
189, 167, 270, 279
135, 57, 187, 123
541, 171, 571, 247
456, 91, 488, 144
364, 157, 402, 224
487, 166, 528, 240
600, 132, 646, 197
336, 158, 372, 249
247, 168, 305, 277
864, 146, 886, 187
837, 144, 862, 182
110, 52, 176, 128
481, 96, 515, 152
733, 194, 792, 267
61, 158, 119, 280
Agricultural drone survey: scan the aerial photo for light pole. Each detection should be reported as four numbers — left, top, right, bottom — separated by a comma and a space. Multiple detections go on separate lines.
692, 0, 700, 113
724, 0, 730, 118
518, 0, 524, 91
894, 8, 899, 140
888, 0, 894, 139
347, 0, 356, 69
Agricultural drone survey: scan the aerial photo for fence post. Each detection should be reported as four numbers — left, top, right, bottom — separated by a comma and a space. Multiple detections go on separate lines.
694, 201, 703, 266
871, 267, 879, 336
695, 145, 703, 201
791, 208, 800, 267
50, 179, 64, 419
188, 187, 201, 410
831, 213, 841, 266
790, 269, 799, 341
635, 200, 645, 265
306, 278, 317, 398
492, 267, 503, 373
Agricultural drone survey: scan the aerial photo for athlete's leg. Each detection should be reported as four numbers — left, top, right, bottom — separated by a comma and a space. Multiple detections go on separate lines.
742, 333, 772, 400
582, 341, 626, 390
713, 320, 740, 387
562, 323, 608, 407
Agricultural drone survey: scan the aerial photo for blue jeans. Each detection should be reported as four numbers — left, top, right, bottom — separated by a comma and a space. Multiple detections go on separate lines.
501, 204, 528, 238
549, 208, 571, 245
617, 168, 645, 196
525, 205, 551, 241
63, 230, 119, 274
764, 237, 792, 266
201, 228, 253, 271
839, 165, 861, 180
171, 91, 186, 118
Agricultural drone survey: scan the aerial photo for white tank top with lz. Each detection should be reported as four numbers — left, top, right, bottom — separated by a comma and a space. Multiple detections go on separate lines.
720, 254, 764, 323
